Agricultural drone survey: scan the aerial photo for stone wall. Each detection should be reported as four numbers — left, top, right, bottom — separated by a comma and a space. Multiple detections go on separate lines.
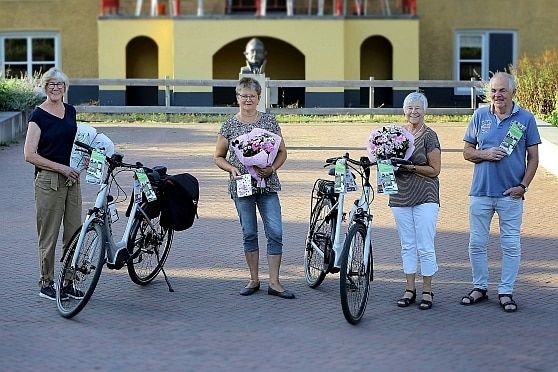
0, 112, 28, 145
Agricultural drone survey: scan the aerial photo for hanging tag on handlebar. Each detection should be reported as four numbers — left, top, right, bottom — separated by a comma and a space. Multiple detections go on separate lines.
133, 179, 142, 204
376, 159, 398, 195
85, 149, 106, 185
345, 168, 357, 192
135, 168, 157, 202
334, 159, 346, 193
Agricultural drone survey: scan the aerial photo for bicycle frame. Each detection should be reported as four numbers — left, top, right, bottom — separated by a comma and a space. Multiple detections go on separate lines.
331, 160, 373, 269
71, 170, 157, 270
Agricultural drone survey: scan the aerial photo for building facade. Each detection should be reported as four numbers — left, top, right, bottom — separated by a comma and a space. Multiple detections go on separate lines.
0, 0, 556, 108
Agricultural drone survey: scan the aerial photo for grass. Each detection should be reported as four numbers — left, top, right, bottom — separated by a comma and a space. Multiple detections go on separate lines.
77, 113, 471, 124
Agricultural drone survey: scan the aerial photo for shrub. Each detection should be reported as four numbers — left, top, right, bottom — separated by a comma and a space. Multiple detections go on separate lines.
0, 75, 43, 112
510, 49, 558, 120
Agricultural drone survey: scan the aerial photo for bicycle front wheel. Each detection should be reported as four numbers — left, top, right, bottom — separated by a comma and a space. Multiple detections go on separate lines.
57, 222, 106, 319
304, 197, 335, 288
127, 211, 173, 285
340, 223, 371, 325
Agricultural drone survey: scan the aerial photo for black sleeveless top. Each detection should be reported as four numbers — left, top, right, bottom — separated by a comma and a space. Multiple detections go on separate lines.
29, 103, 77, 173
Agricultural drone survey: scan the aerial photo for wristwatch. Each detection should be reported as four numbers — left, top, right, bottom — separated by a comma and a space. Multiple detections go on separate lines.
518, 183, 528, 192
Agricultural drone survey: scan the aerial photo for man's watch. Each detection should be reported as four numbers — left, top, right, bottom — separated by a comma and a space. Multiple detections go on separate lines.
518, 183, 528, 192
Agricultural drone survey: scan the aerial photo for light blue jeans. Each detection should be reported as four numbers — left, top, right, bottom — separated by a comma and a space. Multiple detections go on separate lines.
391, 203, 439, 277
233, 192, 283, 255
468, 196, 524, 294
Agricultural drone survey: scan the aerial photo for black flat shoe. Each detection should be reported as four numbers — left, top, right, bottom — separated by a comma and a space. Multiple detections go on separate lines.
419, 291, 434, 310
268, 286, 295, 299
240, 283, 260, 296
397, 289, 416, 307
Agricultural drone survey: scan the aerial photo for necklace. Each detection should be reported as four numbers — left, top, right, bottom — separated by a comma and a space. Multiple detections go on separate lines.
409, 123, 425, 136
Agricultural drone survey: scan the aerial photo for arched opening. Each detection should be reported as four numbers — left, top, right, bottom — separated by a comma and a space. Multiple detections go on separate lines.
360, 36, 393, 107
212, 37, 305, 108
126, 36, 158, 106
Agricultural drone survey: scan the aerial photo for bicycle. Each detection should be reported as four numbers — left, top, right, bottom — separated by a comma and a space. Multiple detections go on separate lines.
56, 141, 174, 318
304, 153, 410, 324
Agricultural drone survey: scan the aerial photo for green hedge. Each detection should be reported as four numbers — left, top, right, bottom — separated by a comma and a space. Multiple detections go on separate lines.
0, 76, 43, 112
512, 48, 558, 125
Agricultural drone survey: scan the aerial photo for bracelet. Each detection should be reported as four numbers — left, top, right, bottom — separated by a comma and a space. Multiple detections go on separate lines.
518, 183, 528, 192
412, 165, 417, 172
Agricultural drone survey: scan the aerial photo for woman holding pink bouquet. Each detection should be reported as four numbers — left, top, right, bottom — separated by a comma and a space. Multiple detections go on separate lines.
214, 77, 294, 299
389, 92, 441, 310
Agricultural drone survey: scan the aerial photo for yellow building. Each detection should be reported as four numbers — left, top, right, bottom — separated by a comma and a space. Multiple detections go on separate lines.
1, 0, 556, 108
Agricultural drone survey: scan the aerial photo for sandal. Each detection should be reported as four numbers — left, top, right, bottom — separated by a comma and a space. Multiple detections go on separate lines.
499, 294, 518, 313
419, 291, 434, 310
397, 289, 416, 307
461, 288, 488, 306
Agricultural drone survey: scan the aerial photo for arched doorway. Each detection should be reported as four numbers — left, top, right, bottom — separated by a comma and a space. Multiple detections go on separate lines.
126, 36, 158, 106
360, 36, 393, 107
212, 37, 305, 107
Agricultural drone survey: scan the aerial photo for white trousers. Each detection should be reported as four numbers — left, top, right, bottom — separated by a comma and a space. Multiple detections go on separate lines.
391, 203, 439, 277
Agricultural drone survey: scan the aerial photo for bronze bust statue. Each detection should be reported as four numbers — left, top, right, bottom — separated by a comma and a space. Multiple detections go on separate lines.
240, 38, 267, 74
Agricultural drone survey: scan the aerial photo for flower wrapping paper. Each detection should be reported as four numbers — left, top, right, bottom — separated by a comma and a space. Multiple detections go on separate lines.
232, 128, 281, 188
367, 125, 415, 166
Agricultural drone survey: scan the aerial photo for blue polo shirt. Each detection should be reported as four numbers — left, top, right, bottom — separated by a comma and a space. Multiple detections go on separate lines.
463, 103, 541, 197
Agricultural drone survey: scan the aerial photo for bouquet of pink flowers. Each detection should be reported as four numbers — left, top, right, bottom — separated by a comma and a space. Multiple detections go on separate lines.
367, 125, 415, 163
232, 128, 281, 188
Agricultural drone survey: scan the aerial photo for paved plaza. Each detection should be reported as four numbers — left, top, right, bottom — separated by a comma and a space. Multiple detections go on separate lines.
1, 121, 557, 371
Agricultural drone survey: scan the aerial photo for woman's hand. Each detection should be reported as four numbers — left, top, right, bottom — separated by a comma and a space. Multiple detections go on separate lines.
229, 167, 241, 179
60, 165, 80, 181
254, 165, 274, 179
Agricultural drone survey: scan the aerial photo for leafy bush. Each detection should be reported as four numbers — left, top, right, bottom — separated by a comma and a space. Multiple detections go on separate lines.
0, 75, 43, 112
510, 49, 558, 122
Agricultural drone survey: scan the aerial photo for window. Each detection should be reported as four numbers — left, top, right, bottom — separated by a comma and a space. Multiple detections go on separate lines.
1, 33, 60, 78
454, 30, 516, 95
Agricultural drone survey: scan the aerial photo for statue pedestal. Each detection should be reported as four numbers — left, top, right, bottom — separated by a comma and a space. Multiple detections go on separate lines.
239, 73, 267, 112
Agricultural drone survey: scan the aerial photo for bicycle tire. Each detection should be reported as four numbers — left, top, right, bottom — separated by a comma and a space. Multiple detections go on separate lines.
56, 222, 106, 319
127, 208, 173, 285
340, 222, 371, 325
304, 197, 336, 288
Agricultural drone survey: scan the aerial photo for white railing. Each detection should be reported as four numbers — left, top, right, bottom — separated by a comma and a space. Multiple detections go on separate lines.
71, 78, 484, 115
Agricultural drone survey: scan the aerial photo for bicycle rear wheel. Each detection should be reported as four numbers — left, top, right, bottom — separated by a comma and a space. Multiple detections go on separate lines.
127, 210, 173, 285
57, 222, 106, 318
304, 197, 335, 288
340, 223, 371, 325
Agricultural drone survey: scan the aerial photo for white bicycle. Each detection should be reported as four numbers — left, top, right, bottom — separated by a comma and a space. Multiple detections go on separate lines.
56, 141, 174, 318
304, 153, 410, 324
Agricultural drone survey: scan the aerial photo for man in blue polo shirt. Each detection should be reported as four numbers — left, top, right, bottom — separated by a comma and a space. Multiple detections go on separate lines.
460, 72, 541, 313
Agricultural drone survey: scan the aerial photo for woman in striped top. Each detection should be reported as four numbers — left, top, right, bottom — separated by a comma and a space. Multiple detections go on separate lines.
390, 92, 441, 310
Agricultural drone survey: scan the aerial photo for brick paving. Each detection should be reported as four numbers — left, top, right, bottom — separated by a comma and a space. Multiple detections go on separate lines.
0, 121, 557, 371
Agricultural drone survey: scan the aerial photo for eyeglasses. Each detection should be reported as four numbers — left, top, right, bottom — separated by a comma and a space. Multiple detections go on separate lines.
237, 94, 258, 101
47, 82, 65, 89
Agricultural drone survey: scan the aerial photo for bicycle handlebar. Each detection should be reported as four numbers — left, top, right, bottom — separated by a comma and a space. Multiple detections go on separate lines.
74, 140, 141, 170
324, 153, 413, 167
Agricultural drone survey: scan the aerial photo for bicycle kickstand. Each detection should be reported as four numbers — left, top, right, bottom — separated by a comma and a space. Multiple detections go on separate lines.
155, 250, 175, 292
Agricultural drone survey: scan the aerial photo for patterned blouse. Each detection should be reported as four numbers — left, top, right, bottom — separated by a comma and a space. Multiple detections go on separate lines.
388, 126, 441, 207
218, 113, 282, 196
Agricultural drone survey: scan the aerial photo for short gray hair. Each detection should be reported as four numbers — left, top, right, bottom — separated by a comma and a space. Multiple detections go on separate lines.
41, 67, 69, 93
403, 92, 428, 112
236, 76, 261, 96
490, 72, 516, 92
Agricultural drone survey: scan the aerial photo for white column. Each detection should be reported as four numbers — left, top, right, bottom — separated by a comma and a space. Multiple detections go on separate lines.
197, 0, 204, 16
150, 0, 157, 15
260, 0, 267, 16
287, 0, 294, 16
135, 0, 143, 16
317, 0, 324, 15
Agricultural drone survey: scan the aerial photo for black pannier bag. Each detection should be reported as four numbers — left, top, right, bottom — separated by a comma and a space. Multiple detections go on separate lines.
160, 173, 199, 231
